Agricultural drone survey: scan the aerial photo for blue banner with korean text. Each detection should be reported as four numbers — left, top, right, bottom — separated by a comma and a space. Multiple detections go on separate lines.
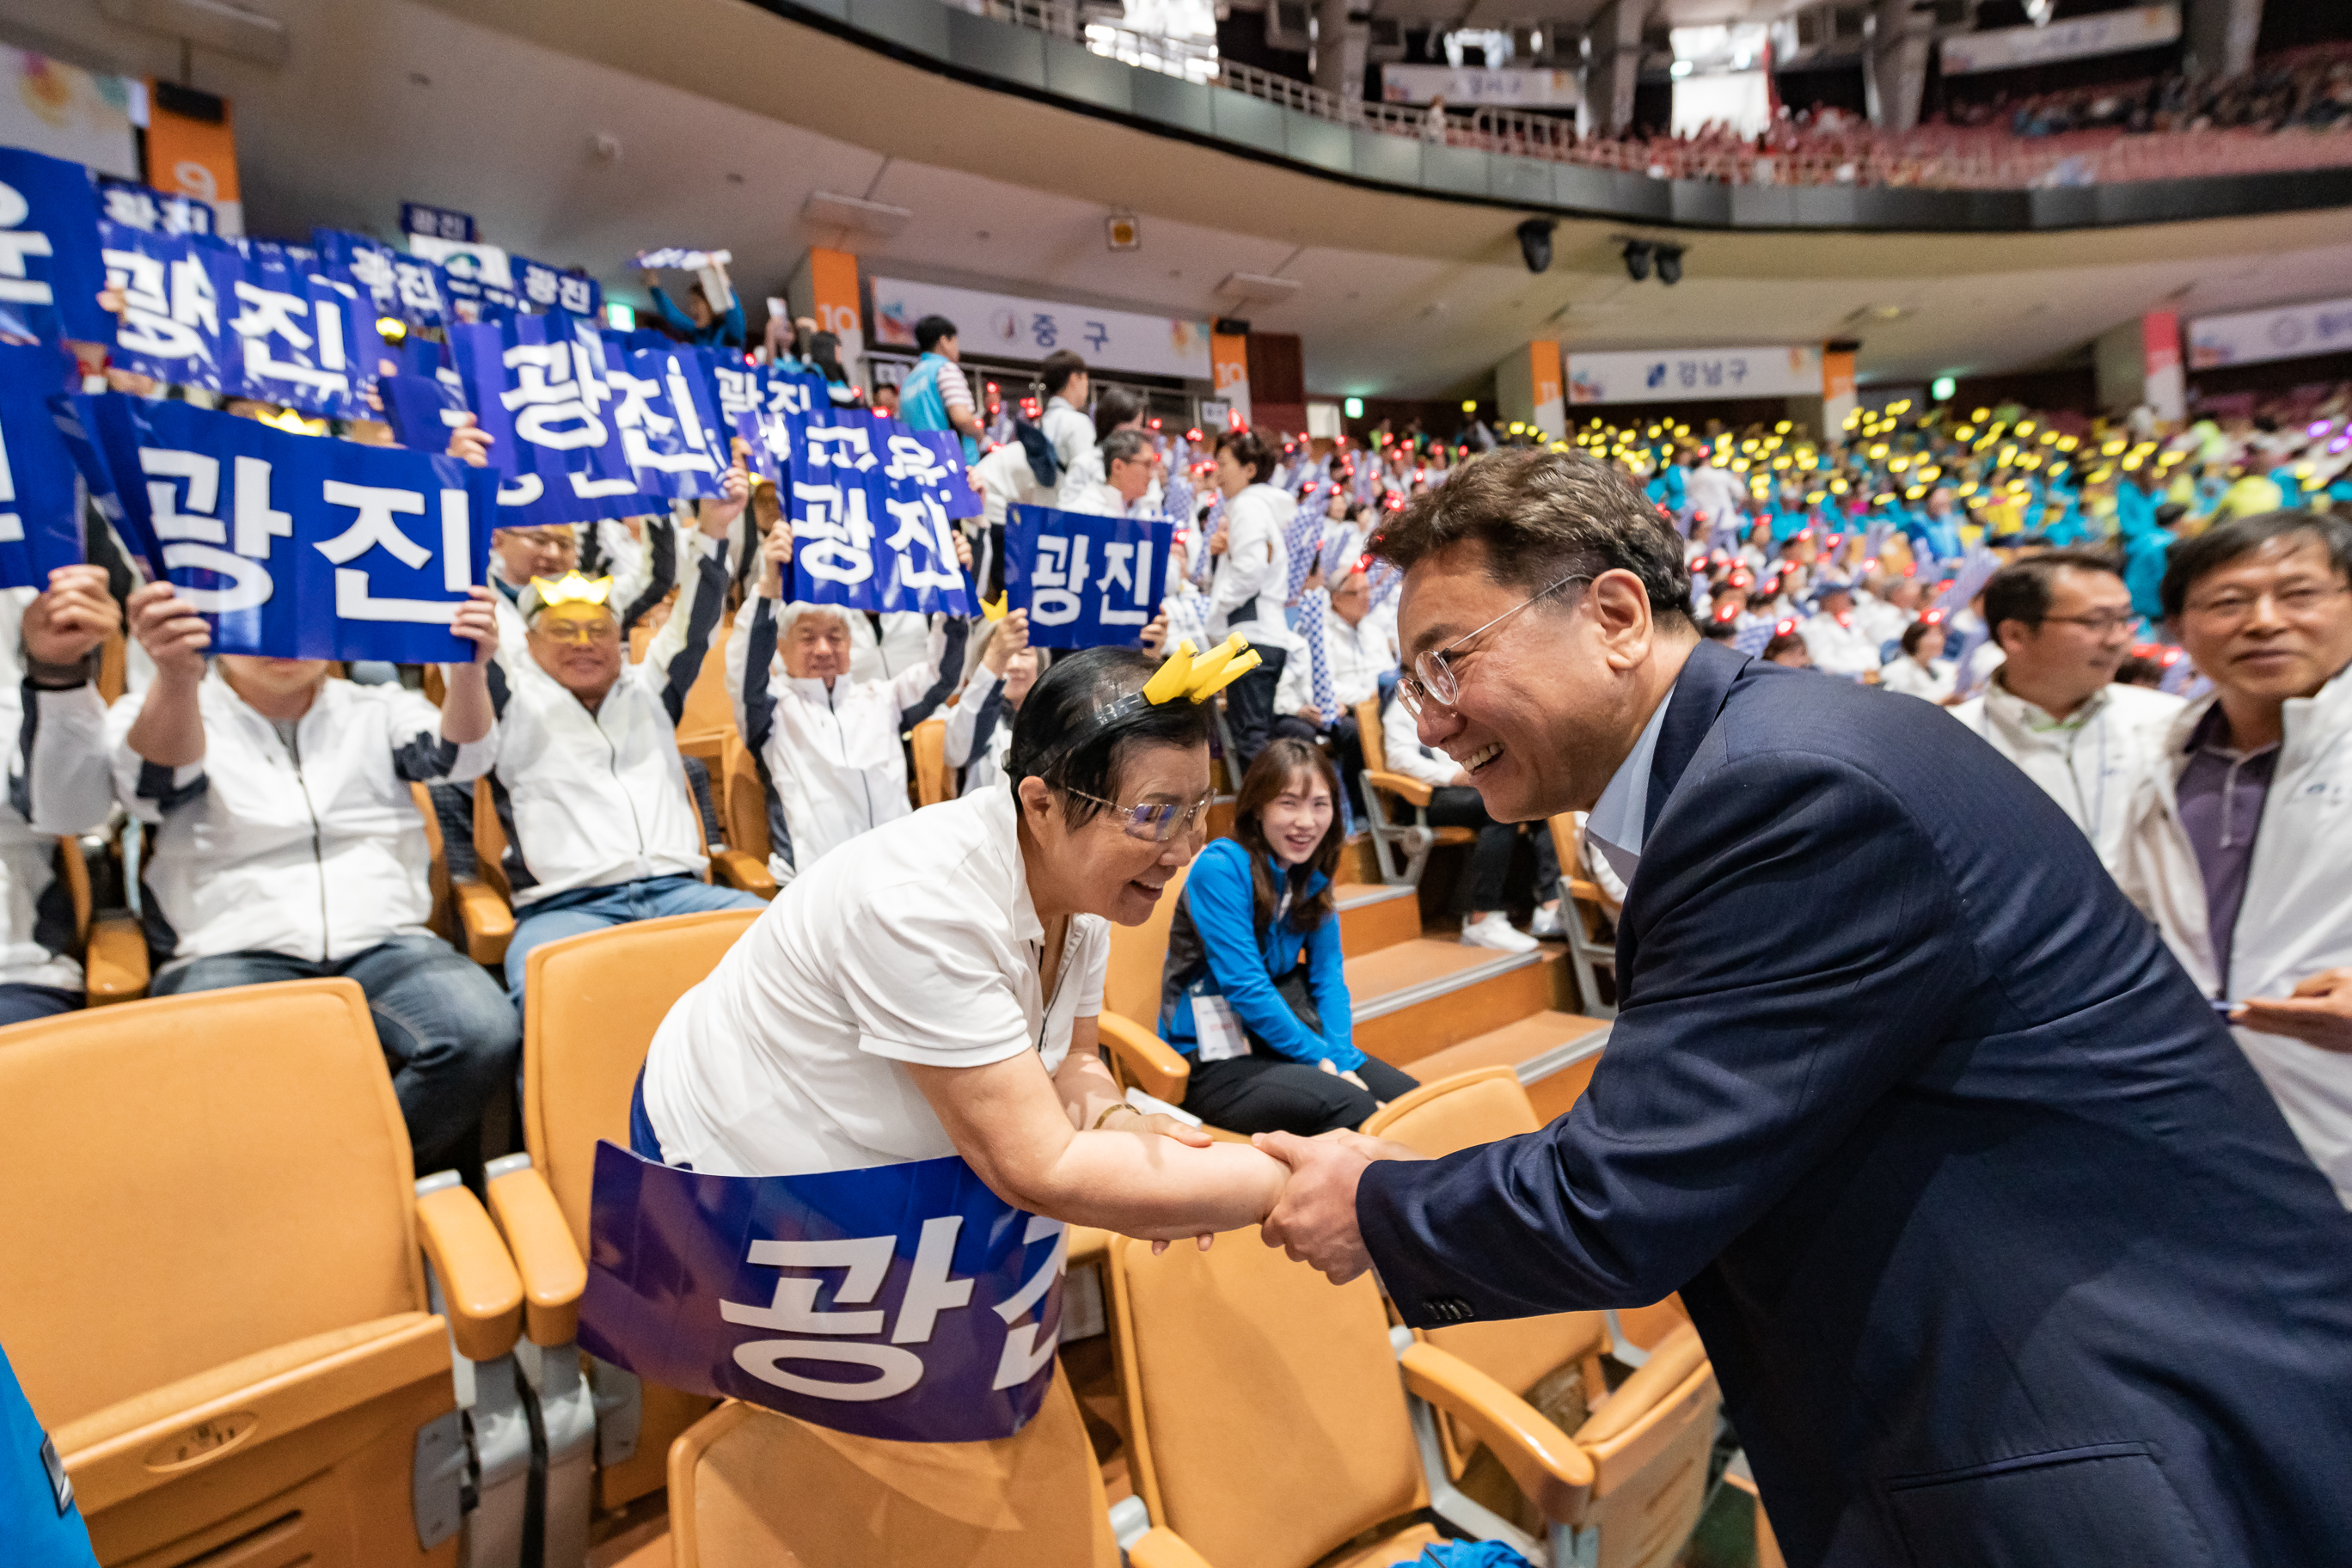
787, 406, 973, 616
0, 345, 87, 591
97, 223, 230, 392
60, 395, 494, 661
579, 1142, 1064, 1442
610, 340, 730, 502
224, 240, 384, 419
1005, 505, 1173, 648
0, 148, 115, 348
448, 314, 645, 527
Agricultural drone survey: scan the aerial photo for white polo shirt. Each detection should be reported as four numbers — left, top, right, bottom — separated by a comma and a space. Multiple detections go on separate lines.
640, 783, 1109, 1177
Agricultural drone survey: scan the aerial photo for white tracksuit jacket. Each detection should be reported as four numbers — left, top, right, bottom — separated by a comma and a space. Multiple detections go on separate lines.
2116, 662, 2352, 1206
0, 591, 115, 990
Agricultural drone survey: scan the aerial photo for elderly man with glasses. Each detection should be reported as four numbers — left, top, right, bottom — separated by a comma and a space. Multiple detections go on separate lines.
1947, 548, 2183, 872
2119, 511, 2352, 1209
1247, 450, 2352, 1568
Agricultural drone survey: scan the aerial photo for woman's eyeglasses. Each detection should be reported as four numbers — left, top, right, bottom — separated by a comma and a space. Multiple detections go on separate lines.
1394, 573, 1589, 719
1063, 788, 1217, 843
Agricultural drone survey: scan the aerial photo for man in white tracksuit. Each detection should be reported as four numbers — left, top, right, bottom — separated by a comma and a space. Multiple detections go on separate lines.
1950, 550, 2181, 872
1796, 579, 1883, 679
728, 522, 972, 885
1207, 426, 1295, 773
0, 567, 124, 1026
2116, 511, 2352, 1206
113, 574, 513, 1175
487, 472, 766, 1004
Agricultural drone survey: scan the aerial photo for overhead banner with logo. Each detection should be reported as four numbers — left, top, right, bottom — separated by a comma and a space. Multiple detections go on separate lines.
1940, 5, 2178, 76
1565, 344, 1823, 405
1381, 65, 1579, 108
2186, 295, 2352, 371
871, 276, 1211, 382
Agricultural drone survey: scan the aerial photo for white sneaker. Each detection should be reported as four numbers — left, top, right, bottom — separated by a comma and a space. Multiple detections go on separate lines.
1531, 903, 1563, 939
1461, 912, 1539, 953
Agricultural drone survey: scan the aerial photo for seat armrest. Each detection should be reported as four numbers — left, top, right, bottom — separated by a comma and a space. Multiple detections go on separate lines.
1574, 1321, 1709, 1445
84, 913, 149, 1005
1362, 769, 1435, 808
1097, 1012, 1190, 1106
1129, 1527, 1219, 1568
709, 848, 777, 899
1399, 1339, 1594, 1520
415, 1182, 525, 1363
485, 1161, 588, 1347
453, 879, 513, 966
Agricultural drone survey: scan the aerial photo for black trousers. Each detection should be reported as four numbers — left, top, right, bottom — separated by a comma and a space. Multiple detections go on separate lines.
1223, 645, 1289, 775
1424, 788, 1559, 913
1182, 1050, 1420, 1137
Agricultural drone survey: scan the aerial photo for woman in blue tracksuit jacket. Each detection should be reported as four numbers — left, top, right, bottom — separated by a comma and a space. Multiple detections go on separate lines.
1156, 738, 1418, 1135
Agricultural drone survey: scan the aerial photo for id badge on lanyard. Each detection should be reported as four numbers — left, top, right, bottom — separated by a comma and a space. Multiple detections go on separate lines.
579, 1142, 1066, 1442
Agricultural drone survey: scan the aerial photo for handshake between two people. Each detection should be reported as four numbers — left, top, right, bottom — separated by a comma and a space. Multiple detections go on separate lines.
1130, 1115, 1429, 1286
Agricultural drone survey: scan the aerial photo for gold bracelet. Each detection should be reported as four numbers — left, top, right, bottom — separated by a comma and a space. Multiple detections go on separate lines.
1093, 1101, 1138, 1130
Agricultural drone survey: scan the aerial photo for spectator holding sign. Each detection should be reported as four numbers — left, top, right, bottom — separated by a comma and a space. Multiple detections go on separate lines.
488, 469, 766, 1004
1208, 428, 1296, 772
946, 610, 1037, 797
0, 568, 125, 1026
109, 580, 515, 1179
728, 521, 974, 886
640, 267, 743, 351
1157, 738, 1418, 1136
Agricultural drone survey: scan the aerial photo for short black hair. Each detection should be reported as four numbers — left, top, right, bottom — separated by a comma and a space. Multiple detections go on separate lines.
1216, 427, 1277, 485
1009, 646, 1212, 827
1092, 385, 1145, 442
1369, 448, 1692, 627
2159, 509, 2352, 621
1041, 349, 1087, 398
1900, 618, 1940, 656
1981, 548, 2125, 643
914, 315, 958, 353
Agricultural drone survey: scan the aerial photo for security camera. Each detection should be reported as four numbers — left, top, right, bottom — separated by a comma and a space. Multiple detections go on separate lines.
1621, 240, 1653, 282
1516, 217, 1556, 274
1656, 244, 1686, 285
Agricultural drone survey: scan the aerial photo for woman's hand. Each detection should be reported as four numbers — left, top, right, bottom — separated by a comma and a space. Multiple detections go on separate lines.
759, 519, 793, 598
1317, 1058, 1370, 1094
983, 609, 1030, 675
1100, 1104, 1213, 1148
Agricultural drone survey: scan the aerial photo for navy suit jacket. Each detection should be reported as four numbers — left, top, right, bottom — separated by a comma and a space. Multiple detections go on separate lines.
1359, 640, 2352, 1568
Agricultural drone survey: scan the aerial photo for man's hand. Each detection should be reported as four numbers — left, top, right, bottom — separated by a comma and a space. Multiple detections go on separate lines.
953, 527, 974, 574
1253, 1128, 1426, 1283
449, 585, 499, 666
1295, 704, 1323, 723
697, 461, 750, 538
126, 579, 211, 679
446, 414, 493, 469
758, 522, 793, 599
1138, 611, 1170, 657
983, 609, 1030, 675
1209, 528, 1229, 557
2234, 969, 2352, 1053
22, 566, 120, 670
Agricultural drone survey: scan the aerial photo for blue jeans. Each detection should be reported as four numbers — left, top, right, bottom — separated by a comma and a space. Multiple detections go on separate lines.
150, 933, 519, 1177
0, 983, 78, 1029
504, 876, 766, 1008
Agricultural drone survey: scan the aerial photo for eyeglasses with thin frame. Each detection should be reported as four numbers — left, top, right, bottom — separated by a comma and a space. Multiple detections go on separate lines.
2038, 610, 2140, 635
1062, 787, 1218, 843
2181, 583, 2349, 629
1394, 573, 1590, 719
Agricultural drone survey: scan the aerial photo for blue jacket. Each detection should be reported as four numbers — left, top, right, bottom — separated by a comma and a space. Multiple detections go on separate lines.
1358, 640, 2352, 1568
646, 285, 744, 349
2117, 485, 2172, 622
1157, 837, 1360, 1071
899, 352, 980, 463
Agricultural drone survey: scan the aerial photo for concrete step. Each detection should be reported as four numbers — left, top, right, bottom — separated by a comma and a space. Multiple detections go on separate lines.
1350, 936, 1579, 1069
1334, 882, 1420, 958
1402, 1012, 1611, 1124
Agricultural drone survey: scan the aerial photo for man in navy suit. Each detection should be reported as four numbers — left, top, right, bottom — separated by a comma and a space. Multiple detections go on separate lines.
1256, 450, 2352, 1567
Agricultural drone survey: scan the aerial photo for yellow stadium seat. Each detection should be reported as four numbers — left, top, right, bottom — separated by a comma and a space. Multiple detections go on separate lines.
910, 714, 953, 806
665, 1367, 1211, 1568
1105, 860, 1187, 1026
0, 979, 527, 1568
719, 731, 773, 873
1544, 817, 1619, 1020
487, 909, 763, 1554
1355, 697, 1476, 887
55, 830, 147, 1006
1363, 1069, 1723, 1568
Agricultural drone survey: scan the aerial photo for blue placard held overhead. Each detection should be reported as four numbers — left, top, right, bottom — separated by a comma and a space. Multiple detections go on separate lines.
66, 395, 494, 662
0, 345, 87, 591
580, 1142, 1065, 1444
448, 314, 645, 527
1005, 505, 1173, 648
400, 202, 475, 243
224, 242, 383, 419
610, 341, 730, 502
96, 223, 230, 392
0, 148, 117, 348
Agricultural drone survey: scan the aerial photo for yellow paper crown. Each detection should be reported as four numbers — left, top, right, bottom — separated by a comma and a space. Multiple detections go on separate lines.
528, 572, 616, 610
1140, 634, 1261, 706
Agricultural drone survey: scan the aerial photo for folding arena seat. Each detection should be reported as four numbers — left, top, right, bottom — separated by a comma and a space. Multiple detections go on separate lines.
1363, 1068, 1724, 1567
485, 909, 765, 1560
1354, 697, 1476, 887
665, 1369, 1214, 1568
910, 714, 954, 805
54, 830, 149, 1005
0, 979, 529, 1568
1543, 817, 1619, 1020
